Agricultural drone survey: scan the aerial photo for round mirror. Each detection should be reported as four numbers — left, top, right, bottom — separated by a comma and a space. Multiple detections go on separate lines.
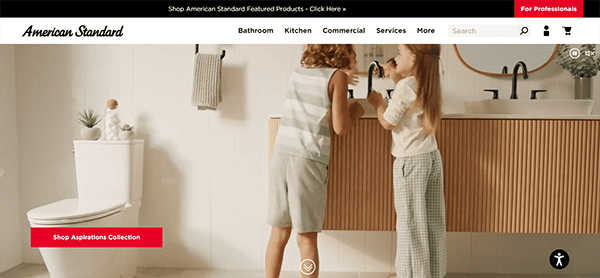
454, 44, 559, 76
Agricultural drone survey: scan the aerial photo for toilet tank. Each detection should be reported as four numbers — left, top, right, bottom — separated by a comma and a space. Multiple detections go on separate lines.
73, 140, 144, 202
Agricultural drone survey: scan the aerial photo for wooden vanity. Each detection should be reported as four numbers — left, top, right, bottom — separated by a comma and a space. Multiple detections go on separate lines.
268, 116, 600, 233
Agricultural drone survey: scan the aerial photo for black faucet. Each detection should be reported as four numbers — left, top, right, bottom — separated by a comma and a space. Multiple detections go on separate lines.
511, 61, 528, 99
367, 61, 383, 98
502, 66, 508, 74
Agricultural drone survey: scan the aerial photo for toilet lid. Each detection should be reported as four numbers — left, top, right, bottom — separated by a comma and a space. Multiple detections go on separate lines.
27, 198, 126, 225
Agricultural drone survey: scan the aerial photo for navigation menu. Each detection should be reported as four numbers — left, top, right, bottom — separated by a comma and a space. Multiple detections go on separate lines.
235, 26, 440, 35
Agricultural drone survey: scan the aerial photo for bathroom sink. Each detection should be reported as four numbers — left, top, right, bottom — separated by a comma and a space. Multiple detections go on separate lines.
465, 99, 594, 115
349, 98, 388, 118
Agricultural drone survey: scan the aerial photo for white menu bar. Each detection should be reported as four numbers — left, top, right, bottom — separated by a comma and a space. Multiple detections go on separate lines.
1, 18, 598, 44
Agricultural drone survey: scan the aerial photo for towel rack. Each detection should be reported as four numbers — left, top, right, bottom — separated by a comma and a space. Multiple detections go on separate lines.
195, 45, 226, 59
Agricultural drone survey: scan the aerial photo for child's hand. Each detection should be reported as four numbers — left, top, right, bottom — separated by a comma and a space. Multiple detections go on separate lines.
381, 64, 392, 78
349, 101, 365, 120
368, 90, 384, 108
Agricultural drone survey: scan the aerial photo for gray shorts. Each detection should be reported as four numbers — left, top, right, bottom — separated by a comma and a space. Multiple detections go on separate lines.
266, 151, 329, 234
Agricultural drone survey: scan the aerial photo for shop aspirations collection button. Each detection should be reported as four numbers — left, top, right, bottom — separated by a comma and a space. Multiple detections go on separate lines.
31, 227, 163, 248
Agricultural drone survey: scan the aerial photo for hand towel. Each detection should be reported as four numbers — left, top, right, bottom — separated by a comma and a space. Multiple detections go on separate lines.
192, 53, 222, 110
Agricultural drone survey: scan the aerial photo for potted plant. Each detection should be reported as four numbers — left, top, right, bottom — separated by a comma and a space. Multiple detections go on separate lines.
77, 108, 102, 140
556, 44, 600, 99
119, 124, 135, 140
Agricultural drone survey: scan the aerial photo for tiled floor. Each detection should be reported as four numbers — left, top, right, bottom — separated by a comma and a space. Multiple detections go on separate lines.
1, 264, 598, 278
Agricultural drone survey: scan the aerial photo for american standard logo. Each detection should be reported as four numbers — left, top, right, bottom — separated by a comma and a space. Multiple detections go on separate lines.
22, 25, 124, 37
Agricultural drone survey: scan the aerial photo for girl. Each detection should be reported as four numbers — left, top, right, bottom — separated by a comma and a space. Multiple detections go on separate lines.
266, 44, 365, 278
368, 44, 446, 278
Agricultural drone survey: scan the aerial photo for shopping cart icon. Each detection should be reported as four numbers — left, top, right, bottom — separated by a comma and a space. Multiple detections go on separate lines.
562, 26, 572, 35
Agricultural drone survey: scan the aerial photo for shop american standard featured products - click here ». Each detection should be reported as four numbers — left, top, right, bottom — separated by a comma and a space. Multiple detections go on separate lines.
22, 25, 124, 37
169, 5, 345, 13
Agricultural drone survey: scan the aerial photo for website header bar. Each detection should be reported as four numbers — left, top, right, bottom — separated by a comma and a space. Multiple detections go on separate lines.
2, 18, 598, 44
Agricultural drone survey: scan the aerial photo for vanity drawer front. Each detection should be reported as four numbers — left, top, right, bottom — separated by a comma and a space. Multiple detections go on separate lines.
440, 119, 600, 233
269, 118, 600, 233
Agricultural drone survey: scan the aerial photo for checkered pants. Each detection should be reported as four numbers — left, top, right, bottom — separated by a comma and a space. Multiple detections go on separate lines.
394, 149, 447, 278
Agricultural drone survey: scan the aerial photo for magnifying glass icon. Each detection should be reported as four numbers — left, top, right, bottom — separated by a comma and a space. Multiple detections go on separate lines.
520, 26, 529, 35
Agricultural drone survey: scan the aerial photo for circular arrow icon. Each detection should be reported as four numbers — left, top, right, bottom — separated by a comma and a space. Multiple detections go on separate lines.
299, 258, 316, 275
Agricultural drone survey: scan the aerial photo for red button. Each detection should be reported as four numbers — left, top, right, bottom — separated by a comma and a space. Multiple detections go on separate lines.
515, 0, 583, 17
31, 227, 163, 248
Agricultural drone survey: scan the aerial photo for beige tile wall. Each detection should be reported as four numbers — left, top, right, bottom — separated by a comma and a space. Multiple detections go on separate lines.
0, 45, 22, 273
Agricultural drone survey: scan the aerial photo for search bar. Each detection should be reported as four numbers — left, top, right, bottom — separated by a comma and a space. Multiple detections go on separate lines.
449, 25, 531, 37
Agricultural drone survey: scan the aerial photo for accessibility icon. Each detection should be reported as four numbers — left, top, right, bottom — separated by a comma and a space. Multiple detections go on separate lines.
549, 249, 570, 270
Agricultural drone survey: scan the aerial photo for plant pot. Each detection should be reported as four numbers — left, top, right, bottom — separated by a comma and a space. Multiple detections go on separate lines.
80, 127, 101, 140
119, 130, 135, 140
574, 76, 592, 99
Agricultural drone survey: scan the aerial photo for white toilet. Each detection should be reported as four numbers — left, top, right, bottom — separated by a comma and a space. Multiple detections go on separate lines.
27, 139, 144, 278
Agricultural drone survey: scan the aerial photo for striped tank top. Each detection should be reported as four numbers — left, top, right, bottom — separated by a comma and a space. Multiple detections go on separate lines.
273, 66, 338, 165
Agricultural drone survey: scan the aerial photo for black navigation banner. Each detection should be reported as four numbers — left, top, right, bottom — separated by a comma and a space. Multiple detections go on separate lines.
2, 1, 598, 18
0, 1, 517, 18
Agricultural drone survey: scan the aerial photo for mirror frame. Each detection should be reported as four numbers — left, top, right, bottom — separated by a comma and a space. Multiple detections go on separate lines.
453, 44, 560, 76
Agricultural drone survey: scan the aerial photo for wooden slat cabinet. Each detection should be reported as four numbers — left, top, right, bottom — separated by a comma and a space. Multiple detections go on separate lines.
269, 118, 600, 233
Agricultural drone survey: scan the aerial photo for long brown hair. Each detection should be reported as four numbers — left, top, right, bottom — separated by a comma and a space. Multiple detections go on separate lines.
405, 44, 441, 136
